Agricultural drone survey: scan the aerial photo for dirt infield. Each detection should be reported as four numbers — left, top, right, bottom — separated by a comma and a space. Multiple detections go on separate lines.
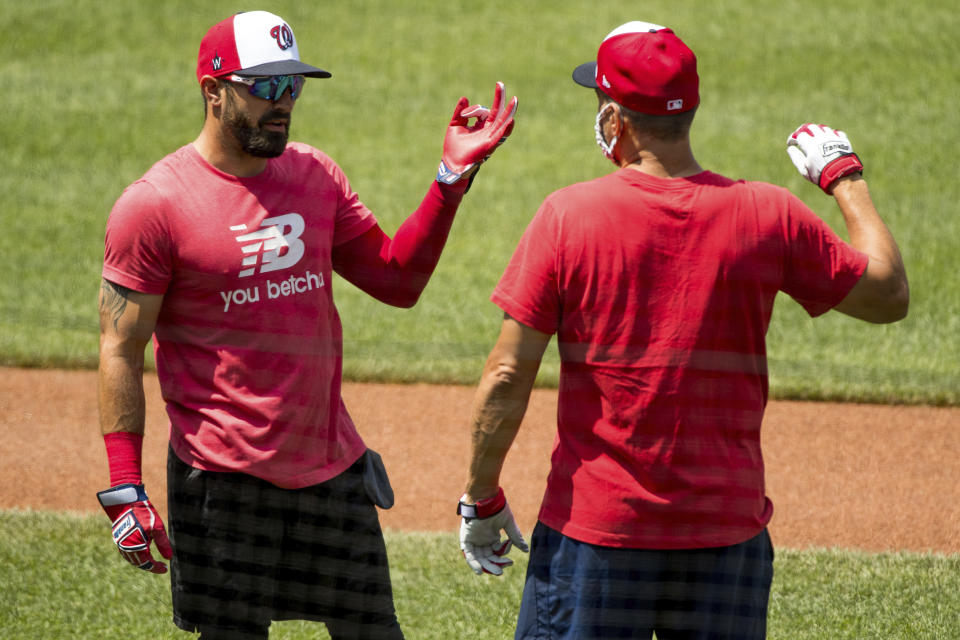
2, 366, 957, 553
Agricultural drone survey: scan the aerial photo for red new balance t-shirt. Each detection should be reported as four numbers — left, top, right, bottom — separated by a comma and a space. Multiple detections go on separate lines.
103, 143, 377, 488
493, 168, 868, 549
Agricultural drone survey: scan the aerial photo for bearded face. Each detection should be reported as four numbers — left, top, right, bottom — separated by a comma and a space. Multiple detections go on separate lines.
221, 85, 290, 158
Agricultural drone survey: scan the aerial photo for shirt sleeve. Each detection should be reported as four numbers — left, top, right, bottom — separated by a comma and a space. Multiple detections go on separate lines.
331, 181, 463, 307
102, 180, 173, 294
780, 194, 869, 317
491, 200, 562, 335
318, 150, 378, 247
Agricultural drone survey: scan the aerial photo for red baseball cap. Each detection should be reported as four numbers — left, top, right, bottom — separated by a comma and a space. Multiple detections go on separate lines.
573, 21, 699, 115
196, 11, 331, 83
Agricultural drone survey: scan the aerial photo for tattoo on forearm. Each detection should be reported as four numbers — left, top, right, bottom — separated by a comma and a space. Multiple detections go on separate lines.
100, 280, 132, 331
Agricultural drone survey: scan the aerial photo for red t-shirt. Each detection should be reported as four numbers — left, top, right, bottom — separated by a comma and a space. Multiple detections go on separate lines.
492, 168, 868, 548
103, 143, 377, 488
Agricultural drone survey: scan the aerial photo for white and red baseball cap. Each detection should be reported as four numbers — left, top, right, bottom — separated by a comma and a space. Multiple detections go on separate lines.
573, 21, 699, 115
196, 11, 331, 83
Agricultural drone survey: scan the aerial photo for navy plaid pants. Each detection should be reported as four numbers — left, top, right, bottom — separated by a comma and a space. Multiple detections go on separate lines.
515, 522, 774, 640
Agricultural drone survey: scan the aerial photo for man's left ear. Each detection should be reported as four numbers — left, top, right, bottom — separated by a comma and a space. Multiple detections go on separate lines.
598, 101, 622, 136
199, 76, 224, 107
608, 103, 624, 137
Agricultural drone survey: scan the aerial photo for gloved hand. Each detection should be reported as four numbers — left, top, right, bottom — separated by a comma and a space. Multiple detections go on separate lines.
787, 123, 863, 194
458, 487, 528, 576
97, 483, 172, 574
437, 81, 518, 186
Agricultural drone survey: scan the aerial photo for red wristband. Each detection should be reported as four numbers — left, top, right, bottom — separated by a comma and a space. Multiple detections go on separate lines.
458, 487, 506, 519
819, 153, 863, 193
103, 432, 144, 487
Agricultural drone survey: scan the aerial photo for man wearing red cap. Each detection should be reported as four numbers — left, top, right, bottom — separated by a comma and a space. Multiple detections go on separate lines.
96, 10, 516, 639
457, 21, 908, 639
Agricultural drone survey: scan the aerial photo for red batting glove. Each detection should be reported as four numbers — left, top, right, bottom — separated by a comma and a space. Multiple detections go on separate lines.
436, 81, 518, 186
97, 484, 172, 574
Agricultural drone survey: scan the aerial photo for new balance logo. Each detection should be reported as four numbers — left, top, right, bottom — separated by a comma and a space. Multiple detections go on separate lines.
231, 213, 305, 277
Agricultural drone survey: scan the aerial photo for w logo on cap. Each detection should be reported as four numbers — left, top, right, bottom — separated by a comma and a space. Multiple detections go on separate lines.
270, 24, 294, 50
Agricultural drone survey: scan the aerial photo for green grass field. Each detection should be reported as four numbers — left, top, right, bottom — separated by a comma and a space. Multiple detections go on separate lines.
2, 0, 958, 403
2, 1, 957, 638
1, 511, 957, 640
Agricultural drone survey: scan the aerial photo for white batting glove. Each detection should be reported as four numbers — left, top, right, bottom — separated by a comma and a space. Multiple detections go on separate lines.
458, 488, 528, 576
786, 123, 864, 194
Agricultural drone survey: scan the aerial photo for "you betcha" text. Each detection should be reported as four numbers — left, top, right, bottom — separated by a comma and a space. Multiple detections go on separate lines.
219, 270, 324, 312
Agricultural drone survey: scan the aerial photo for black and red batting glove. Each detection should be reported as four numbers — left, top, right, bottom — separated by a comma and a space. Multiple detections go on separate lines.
97, 483, 172, 574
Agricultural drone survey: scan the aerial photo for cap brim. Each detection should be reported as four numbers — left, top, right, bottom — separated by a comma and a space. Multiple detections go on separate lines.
572, 61, 597, 88
234, 60, 331, 79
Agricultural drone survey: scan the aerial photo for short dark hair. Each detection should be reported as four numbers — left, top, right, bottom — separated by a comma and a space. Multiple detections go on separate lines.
597, 89, 697, 141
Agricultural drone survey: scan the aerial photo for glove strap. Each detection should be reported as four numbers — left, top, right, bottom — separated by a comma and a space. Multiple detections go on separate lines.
458, 487, 506, 520
437, 160, 473, 185
819, 153, 863, 193
97, 483, 148, 507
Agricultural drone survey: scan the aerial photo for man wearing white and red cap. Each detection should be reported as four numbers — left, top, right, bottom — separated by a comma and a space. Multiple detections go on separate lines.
95, 10, 516, 639
458, 21, 907, 639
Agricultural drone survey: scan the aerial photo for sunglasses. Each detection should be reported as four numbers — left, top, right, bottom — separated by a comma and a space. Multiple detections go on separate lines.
228, 74, 306, 101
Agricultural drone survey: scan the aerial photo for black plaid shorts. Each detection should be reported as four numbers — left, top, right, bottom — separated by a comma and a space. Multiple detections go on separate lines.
167, 447, 403, 639
516, 522, 774, 640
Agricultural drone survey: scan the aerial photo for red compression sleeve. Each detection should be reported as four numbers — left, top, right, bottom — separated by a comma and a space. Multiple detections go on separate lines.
332, 180, 466, 307
103, 431, 144, 486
